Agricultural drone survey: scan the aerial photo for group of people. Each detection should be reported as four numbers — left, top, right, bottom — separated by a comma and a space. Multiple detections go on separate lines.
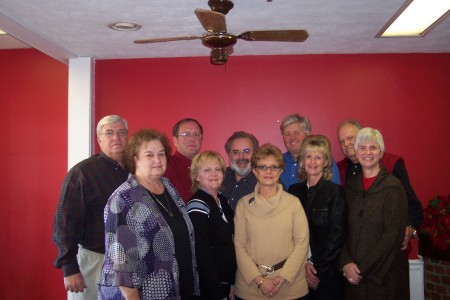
52, 113, 423, 300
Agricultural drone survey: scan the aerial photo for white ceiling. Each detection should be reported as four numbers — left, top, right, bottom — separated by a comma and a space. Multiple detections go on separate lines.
1, 0, 450, 63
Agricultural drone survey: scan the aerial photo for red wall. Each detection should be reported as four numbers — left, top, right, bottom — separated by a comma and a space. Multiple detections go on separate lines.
2, 49, 449, 299
96, 54, 450, 202
96, 54, 450, 258
1, 49, 68, 299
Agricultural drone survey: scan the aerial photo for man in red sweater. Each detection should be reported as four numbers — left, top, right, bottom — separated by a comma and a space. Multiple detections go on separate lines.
165, 118, 203, 203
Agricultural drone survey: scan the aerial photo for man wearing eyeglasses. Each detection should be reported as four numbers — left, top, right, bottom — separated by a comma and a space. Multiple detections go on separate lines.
222, 131, 259, 210
279, 113, 341, 190
52, 115, 129, 300
165, 118, 203, 203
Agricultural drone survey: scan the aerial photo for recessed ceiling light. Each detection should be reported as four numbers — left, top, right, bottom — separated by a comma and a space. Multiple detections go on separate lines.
108, 22, 142, 31
377, 0, 450, 37
0, 29, 6, 35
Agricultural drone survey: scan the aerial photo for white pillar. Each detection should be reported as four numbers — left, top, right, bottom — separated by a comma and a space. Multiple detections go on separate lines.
68, 57, 94, 169
409, 258, 424, 300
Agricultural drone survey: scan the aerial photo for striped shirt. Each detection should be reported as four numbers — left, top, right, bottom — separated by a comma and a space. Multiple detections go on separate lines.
222, 167, 257, 211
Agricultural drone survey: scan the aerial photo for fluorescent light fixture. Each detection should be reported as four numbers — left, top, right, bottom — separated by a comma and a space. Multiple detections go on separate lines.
377, 0, 450, 37
0, 29, 6, 35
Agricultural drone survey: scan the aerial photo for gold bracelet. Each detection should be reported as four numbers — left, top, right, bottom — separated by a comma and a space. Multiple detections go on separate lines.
257, 277, 265, 288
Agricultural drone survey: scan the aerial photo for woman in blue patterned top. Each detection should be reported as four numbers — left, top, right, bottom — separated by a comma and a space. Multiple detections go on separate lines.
98, 129, 199, 300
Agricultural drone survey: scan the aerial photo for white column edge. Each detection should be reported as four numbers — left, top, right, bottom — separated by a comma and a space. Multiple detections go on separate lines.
68, 57, 94, 170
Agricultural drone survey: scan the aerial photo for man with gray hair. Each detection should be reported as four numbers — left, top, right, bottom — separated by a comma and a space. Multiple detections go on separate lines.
279, 113, 341, 190
222, 131, 259, 210
52, 115, 129, 300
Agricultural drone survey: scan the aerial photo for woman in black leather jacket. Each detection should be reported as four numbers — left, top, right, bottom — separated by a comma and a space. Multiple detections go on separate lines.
288, 135, 346, 300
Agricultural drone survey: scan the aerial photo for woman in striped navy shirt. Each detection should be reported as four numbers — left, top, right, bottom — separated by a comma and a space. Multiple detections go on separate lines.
186, 151, 237, 300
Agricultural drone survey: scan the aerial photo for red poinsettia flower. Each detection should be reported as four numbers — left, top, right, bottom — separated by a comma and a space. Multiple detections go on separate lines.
420, 195, 450, 251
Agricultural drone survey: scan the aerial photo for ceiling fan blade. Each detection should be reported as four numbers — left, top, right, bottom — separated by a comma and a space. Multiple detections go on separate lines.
134, 35, 203, 44
195, 8, 227, 33
237, 30, 309, 42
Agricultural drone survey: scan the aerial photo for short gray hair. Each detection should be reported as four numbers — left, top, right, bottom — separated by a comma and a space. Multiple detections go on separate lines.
354, 127, 385, 154
337, 119, 362, 133
96, 115, 128, 136
280, 113, 311, 133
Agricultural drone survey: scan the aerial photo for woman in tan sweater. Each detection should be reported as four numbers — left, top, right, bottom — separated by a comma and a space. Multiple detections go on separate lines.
234, 143, 309, 300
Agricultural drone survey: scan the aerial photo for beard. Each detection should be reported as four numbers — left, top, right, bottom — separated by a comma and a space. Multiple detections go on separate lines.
230, 158, 252, 177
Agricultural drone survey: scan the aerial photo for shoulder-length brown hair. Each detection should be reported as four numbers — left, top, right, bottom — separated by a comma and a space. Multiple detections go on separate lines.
124, 128, 171, 175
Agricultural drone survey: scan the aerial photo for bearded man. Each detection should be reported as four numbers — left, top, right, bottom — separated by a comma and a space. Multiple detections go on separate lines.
222, 131, 259, 210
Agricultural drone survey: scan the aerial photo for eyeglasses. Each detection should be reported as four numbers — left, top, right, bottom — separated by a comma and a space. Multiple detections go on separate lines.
230, 149, 253, 156
282, 130, 305, 138
178, 132, 203, 139
255, 165, 282, 171
103, 129, 128, 137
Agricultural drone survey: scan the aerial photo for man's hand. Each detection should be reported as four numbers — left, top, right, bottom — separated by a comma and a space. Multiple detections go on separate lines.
64, 273, 87, 293
305, 262, 320, 290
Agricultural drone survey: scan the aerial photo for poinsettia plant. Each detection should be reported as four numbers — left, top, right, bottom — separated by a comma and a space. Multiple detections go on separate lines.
420, 195, 450, 251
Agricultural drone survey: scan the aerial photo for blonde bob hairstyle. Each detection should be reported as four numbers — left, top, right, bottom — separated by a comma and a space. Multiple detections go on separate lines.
190, 151, 227, 192
298, 135, 333, 181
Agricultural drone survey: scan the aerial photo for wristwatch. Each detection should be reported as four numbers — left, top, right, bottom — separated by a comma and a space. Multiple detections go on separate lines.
409, 226, 417, 238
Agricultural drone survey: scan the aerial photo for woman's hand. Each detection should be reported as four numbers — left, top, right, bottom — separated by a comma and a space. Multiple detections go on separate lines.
343, 263, 363, 285
305, 262, 320, 290
272, 276, 286, 290
228, 285, 235, 300
119, 286, 140, 300
254, 276, 280, 298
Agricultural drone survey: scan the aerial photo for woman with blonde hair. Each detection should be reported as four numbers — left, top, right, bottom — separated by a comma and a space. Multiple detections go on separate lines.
186, 151, 236, 300
288, 135, 346, 300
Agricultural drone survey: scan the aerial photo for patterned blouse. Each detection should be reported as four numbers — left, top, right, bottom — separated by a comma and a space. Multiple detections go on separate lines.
98, 176, 199, 299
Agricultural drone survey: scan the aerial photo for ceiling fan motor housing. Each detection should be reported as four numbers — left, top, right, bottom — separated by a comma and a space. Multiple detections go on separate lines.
202, 34, 237, 48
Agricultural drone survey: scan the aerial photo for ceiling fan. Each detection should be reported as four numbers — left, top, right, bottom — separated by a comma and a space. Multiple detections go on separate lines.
134, 5, 309, 65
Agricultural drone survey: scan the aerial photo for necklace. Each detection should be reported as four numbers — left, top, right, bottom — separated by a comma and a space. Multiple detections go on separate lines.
148, 189, 173, 217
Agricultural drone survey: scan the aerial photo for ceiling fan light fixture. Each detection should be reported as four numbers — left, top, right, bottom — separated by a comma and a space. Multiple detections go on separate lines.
108, 22, 142, 31
210, 48, 228, 65
208, 0, 234, 15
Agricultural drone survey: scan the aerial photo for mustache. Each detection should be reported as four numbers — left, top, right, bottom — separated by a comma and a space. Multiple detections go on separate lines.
235, 158, 250, 165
